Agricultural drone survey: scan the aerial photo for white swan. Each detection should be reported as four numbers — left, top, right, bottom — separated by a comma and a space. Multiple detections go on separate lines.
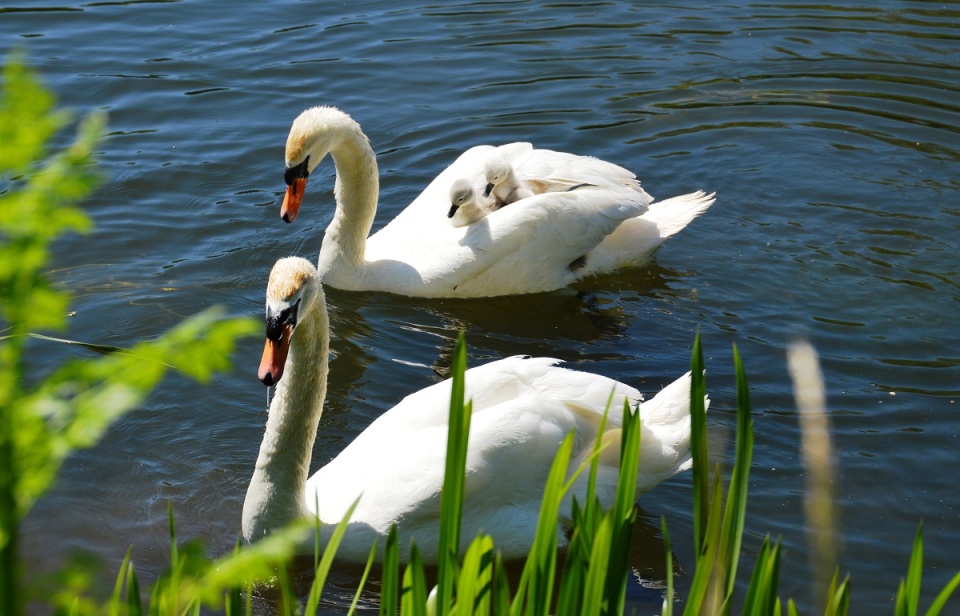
243, 256, 706, 563
447, 177, 500, 228
279, 106, 715, 297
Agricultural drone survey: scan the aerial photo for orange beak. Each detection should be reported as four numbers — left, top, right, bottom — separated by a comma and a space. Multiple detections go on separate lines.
258, 325, 292, 386
281, 177, 307, 223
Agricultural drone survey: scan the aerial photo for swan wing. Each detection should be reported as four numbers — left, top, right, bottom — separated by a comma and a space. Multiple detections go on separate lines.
306, 357, 639, 533
362, 183, 650, 296
511, 146, 646, 193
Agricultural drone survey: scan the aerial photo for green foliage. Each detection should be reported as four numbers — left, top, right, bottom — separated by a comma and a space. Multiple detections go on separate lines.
0, 54, 257, 616
434, 330, 472, 615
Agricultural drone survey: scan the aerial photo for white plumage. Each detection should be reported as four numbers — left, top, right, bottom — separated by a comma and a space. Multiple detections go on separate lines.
278, 106, 715, 298
242, 257, 708, 563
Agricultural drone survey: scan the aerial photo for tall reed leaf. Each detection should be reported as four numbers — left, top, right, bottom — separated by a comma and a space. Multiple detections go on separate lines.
513, 432, 575, 616
303, 499, 361, 615
661, 517, 674, 616
926, 571, 960, 615
603, 400, 641, 613
895, 522, 924, 616
347, 541, 379, 616
719, 344, 753, 597
741, 537, 781, 616
689, 333, 709, 556
401, 544, 427, 615
822, 570, 850, 616
381, 525, 400, 616
108, 548, 134, 616
580, 516, 613, 616
491, 553, 512, 615
435, 332, 472, 615
455, 534, 495, 615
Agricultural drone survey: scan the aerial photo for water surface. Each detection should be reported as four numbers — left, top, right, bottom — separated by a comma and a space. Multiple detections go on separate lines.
5, 1, 960, 612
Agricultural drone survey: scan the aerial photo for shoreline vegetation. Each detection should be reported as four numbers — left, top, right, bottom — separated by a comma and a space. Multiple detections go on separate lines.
3, 57, 958, 615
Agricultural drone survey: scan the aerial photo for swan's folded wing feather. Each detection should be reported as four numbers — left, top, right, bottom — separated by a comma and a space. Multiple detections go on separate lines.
512, 147, 645, 193
306, 356, 641, 527
424, 186, 650, 295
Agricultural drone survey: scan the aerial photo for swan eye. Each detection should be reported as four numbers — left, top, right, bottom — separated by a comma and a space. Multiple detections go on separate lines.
283, 156, 310, 186
265, 298, 301, 341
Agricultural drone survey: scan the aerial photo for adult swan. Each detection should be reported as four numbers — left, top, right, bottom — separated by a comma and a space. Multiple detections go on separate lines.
278, 106, 715, 298
242, 257, 707, 562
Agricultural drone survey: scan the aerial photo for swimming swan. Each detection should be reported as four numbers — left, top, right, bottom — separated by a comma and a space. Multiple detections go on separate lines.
279, 106, 715, 298
242, 256, 706, 562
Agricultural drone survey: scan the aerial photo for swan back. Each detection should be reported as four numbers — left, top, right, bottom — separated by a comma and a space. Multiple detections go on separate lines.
304, 355, 704, 561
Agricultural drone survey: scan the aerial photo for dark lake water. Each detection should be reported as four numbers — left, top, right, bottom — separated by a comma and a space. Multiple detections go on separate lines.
7, 1, 959, 612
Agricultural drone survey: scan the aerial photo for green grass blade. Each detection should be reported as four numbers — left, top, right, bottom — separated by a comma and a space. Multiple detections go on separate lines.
166, 503, 181, 610
925, 570, 960, 616
689, 333, 709, 557
683, 468, 725, 616
347, 539, 379, 616
556, 516, 584, 616
517, 432, 574, 616
661, 516, 674, 616
603, 400, 641, 613
741, 537, 771, 615
436, 331, 472, 615
903, 522, 924, 615
825, 573, 851, 616
305, 498, 361, 612
719, 344, 753, 598
109, 547, 133, 616
580, 515, 613, 616
455, 534, 494, 615
585, 390, 615, 527
381, 525, 400, 616
741, 536, 782, 616
148, 576, 164, 616
491, 553, 512, 616
273, 562, 294, 616
126, 560, 142, 616
401, 543, 428, 615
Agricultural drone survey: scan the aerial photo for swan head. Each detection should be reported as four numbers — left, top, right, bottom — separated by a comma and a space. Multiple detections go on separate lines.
258, 257, 321, 386
281, 106, 360, 223
447, 178, 476, 219
483, 155, 513, 198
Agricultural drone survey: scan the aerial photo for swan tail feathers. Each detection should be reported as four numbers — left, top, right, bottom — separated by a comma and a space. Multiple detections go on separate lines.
634, 371, 709, 491
642, 190, 716, 240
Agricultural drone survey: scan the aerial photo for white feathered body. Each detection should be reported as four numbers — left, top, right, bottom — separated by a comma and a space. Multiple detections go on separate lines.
306, 356, 697, 561
285, 107, 714, 297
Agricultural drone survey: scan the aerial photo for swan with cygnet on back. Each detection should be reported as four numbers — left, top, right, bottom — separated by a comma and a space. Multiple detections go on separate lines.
278, 106, 715, 298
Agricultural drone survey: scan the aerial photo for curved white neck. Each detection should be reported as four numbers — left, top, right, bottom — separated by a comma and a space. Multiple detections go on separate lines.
242, 295, 329, 542
316, 124, 380, 280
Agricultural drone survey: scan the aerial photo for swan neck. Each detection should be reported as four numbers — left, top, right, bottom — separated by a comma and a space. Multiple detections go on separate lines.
243, 294, 328, 541
318, 126, 380, 277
